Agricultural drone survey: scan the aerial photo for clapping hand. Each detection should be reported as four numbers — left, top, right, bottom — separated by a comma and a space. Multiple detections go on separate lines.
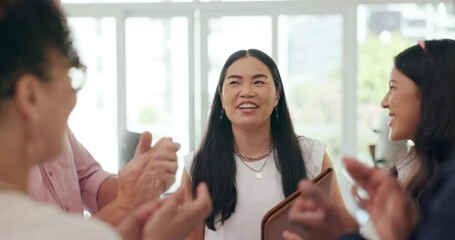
117, 131, 181, 209
116, 183, 212, 240
285, 180, 358, 240
344, 157, 418, 240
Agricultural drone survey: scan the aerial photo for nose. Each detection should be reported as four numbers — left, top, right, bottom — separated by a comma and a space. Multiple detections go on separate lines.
381, 92, 389, 109
240, 84, 254, 98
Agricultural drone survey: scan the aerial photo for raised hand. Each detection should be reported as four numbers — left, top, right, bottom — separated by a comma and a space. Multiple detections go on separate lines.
149, 136, 181, 194
95, 132, 181, 226
287, 180, 358, 240
344, 157, 418, 240
117, 132, 180, 209
142, 183, 213, 240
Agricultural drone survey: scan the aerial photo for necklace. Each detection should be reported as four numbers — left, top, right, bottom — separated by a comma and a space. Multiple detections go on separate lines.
236, 151, 272, 180
234, 145, 274, 161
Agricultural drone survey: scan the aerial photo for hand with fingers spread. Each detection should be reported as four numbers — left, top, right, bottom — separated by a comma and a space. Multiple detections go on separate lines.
142, 183, 213, 240
287, 180, 358, 240
344, 157, 419, 240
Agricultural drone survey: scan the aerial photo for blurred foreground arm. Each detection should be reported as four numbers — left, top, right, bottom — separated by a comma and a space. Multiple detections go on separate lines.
143, 183, 212, 240
115, 183, 212, 240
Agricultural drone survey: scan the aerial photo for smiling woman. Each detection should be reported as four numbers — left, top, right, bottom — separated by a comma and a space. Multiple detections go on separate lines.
381, 68, 421, 142
180, 49, 351, 240
284, 39, 455, 240
221, 56, 279, 130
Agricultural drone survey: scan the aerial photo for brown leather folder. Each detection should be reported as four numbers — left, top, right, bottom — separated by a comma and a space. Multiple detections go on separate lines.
261, 167, 334, 240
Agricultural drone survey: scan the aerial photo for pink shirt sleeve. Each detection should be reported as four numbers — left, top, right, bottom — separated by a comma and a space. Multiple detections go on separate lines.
28, 129, 115, 213
68, 130, 116, 212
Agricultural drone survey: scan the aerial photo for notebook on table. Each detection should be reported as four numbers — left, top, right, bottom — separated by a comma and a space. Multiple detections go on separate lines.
261, 167, 334, 240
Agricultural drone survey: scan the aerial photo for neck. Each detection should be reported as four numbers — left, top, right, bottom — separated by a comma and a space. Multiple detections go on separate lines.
0, 126, 35, 194
0, 157, 29, 194
232, 127, 273, 160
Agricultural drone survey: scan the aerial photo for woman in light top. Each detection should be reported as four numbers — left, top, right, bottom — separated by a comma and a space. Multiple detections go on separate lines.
181, 49, 350, 239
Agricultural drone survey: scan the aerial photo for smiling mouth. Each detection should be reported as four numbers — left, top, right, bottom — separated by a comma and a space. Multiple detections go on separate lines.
238, 103, 258, 110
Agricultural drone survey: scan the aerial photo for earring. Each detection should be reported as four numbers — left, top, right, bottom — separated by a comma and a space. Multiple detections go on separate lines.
274, 107, 279, 125
219, 109, 224, 125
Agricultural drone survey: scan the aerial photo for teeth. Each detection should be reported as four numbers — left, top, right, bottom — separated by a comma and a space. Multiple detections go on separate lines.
239, 103, 258, 109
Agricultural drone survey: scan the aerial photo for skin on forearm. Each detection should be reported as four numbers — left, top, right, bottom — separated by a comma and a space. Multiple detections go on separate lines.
97, 175, 119, 210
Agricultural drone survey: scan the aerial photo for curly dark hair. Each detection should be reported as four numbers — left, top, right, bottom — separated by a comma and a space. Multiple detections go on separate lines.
0, 0, 79, 99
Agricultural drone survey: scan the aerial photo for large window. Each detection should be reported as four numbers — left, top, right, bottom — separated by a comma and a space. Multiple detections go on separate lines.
356, 3, 455, 161
63, 1, 455, 200
125, 16, 190, 190
278, 14, 343, 161
67, 17, 118, 173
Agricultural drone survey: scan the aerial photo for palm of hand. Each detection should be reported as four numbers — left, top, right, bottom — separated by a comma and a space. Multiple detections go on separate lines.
367, 177, 418, 240
117, 151, 161, 208
116, 133, 180, 209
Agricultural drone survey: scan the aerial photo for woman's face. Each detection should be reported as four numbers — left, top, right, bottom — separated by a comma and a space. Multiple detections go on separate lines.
381, 67, 421, 141
36, 50, 77, 161
220, 56, 279, 131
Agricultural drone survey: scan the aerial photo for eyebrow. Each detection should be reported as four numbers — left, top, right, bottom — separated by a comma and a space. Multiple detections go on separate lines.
226, 74, 242, 79
226, 73, 269, 79
252, 73, 268, 79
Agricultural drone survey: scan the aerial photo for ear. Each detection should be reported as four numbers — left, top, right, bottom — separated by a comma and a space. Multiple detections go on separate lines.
218, 88, 226, 109
274, 91, 280, 107
220, 97, 225, 110
13, 74, 46, 121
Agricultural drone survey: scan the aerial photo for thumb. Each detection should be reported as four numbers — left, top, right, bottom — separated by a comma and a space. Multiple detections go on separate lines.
135, 131, 153, 155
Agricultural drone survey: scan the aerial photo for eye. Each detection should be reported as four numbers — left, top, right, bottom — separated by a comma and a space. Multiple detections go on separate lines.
254, 80, 266, 85
228, 80, 240, 85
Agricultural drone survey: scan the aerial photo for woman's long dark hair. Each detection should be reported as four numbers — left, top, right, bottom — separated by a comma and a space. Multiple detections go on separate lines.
191, 49, 307, 230
394, 39, 455, 203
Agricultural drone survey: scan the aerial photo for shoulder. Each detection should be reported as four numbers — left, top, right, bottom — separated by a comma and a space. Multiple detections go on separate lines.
425, 159, 455, 205
183, 151, 195, 164
183, 151, 196, 174
297, 135, 327, 153
0, 192, 120, 240
35, 216, 120, 240
411, 160, 455, 239
297, 135, 327, 178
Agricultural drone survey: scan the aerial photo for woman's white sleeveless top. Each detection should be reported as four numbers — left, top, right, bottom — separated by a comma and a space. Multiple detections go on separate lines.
183, 136, 326, 240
